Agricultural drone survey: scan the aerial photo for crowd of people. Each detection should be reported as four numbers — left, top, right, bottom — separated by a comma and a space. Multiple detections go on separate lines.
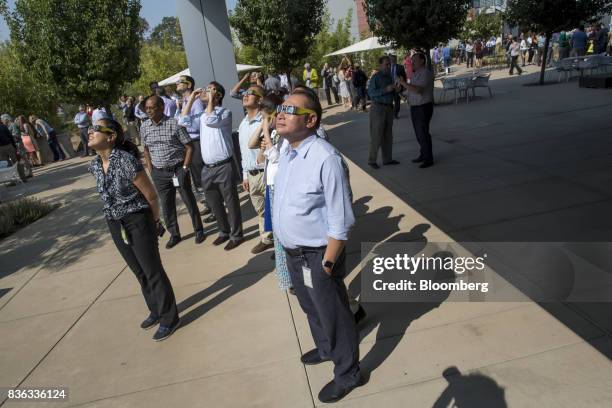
0, 113, 67, 171
85, 65, 386, 402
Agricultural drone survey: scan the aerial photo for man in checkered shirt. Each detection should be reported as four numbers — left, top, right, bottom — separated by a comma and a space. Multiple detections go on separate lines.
141, 95, 205, 249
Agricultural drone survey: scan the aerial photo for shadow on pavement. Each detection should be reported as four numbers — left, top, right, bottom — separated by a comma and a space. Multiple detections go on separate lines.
432, 366, 507, 408
324, 73, 612, 360
177, 252, 273, 328
0, 187, 105, 282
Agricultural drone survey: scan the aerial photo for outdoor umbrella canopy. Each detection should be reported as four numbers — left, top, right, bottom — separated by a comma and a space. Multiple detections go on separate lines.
324, 36, 392, 57
158, 64, 262, 86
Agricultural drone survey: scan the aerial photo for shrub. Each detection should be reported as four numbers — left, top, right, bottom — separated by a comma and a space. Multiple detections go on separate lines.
0, 197, 59, 240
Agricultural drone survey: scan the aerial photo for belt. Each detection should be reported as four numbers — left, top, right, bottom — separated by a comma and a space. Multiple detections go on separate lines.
203, 157, 232, 168
284, 245, 327, 257
248, 169, 264, 176
154, 163, 182, 172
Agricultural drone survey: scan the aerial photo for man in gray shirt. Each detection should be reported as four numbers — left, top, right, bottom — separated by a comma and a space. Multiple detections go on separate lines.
400, 52, 435, 168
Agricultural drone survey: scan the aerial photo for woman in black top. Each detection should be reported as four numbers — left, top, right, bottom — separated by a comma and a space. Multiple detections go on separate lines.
88, 118, 180, 341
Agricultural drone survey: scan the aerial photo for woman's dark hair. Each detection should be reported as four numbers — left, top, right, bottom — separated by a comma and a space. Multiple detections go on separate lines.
98, 118, 140, 159
261, 92, 283, 115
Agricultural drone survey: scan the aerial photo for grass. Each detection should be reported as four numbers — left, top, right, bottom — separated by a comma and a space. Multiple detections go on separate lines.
0, 197, 59, 240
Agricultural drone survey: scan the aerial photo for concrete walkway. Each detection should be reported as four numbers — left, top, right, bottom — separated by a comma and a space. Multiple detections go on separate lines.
1, 68, 611, 407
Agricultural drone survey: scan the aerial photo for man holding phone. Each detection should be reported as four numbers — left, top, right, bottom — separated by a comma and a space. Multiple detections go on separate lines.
141, 95, 205, 249
179, 82, 244, 251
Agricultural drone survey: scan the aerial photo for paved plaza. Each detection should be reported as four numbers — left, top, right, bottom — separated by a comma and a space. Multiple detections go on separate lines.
1, 68, 611, 407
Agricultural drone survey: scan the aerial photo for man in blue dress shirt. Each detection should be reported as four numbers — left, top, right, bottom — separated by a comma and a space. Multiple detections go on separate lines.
179, 82, 244, 251
367, 55, 400, 169
273, 90, 362, 403
73, 105, 90, 157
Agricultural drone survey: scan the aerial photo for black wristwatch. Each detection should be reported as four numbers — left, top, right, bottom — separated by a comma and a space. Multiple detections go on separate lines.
322, 259, 334, 269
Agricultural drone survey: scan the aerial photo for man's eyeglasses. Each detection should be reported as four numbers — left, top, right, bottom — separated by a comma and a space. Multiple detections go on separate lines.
88, 125, 115, 134
276, 105, 316, 116
243, 89, 264, 98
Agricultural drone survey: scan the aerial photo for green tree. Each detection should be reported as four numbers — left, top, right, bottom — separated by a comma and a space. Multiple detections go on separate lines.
364, 0, 471, 51
461, 11, 505, 41
229, 0, 325, 86
150, 16, 183, 48
306, 10, 354, 71
3, 0, 142, 109
123, 42, 188, 96
0, 42, 58, 121
506, 0, 612, 85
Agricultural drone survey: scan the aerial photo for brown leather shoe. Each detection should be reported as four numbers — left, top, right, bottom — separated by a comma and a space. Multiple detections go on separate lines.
224, 239, 244, 251
212, 236, 229, 246
251, 241, 274, 254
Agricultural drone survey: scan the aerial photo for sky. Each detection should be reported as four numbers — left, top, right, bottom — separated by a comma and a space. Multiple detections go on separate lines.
0, 0, 237, 41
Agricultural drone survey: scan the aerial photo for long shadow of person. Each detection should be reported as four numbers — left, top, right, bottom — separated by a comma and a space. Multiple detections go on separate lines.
432, 366, 507, 408
357, 249, 455, 377
177, 252, 274, 327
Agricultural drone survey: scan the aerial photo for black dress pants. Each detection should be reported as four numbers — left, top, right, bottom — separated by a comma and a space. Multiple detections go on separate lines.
189, 140, 204, 191
410, 102, 434, 163
151, 165, 203, 238
285, 246, 361, 388
107, 209, 178, 327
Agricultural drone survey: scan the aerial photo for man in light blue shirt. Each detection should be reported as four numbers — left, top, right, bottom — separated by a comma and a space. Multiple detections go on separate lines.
273, 90, 361, 403
179, 81, 244, 250
73, 105, 90, 157
175, 75, 210, 214
238, 85, 273, 254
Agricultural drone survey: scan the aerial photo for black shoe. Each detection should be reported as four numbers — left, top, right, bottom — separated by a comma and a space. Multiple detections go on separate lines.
152, 318, 181, 341
224, 239, 244, 251
318, 378, 363, 403
200, 207, 211, 216
204, 214, 216, 223
212, 236, 229, 246
368, 162, 380, 169
412, 157, 424, 163
354, 305, 367, 324
288, 287, 296, 296
140, 315, 159, 330
419, 161, 434, 169
195, 231, 206, 244
301, 349, 331, 365
383, 160, 400, 165
165, 236, 181, 249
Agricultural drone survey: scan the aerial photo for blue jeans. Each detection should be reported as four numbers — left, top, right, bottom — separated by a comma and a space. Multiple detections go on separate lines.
47, 131, 65, 161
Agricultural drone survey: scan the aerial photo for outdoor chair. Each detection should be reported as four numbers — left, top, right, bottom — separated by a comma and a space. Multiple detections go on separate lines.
470, 74, 493, 98
555, 58, 579, 82
438, 77, 458, 104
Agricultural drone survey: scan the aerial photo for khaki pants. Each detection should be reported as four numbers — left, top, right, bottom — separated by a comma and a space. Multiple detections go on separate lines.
247, 171, 273, 244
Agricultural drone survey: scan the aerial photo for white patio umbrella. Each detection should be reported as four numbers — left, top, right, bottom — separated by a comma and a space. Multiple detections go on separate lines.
158, 64, 262, 86
324, 37, 392, 57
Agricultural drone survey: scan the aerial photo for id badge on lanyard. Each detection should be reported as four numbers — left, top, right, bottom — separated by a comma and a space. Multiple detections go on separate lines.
172, 173, 180, 187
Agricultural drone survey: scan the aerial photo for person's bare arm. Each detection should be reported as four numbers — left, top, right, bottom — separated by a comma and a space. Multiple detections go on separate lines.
182, 88, 202, 116
231, 73, 250, 96
143, 146, 153, 173
133, 171, 161, 221
183, 142, 193, 168
323, 238, 346, 275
